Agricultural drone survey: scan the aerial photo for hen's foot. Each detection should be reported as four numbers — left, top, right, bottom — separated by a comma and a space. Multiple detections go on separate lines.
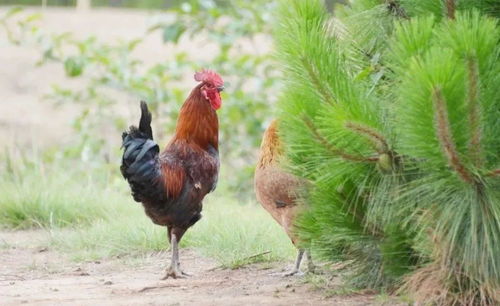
307, 265, 324, 275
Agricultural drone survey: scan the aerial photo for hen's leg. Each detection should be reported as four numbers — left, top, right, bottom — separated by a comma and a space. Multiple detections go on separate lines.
306, 250, 317, 273
162, 233, 185, 279
283, 248, 305, 276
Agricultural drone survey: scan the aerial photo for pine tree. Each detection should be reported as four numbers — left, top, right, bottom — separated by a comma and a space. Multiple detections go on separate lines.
274, 0, 500, 304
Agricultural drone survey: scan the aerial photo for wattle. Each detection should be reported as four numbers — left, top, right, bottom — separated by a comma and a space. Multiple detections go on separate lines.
207, 91, 222, 110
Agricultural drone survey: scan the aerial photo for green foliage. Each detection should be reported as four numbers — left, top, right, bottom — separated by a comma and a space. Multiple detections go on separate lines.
178, 198, 296, 269
392, 10, 500, 305
0, 0, 76, 6
64, 56, 85, 77
275, 0, 500, 304
275, 0, 410, 289
0, 0, 174, 8
0, 1, 279, 197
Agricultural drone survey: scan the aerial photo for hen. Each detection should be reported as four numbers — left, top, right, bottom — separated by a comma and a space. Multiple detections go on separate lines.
254, 119, 315, 276
120, 70, 224, 279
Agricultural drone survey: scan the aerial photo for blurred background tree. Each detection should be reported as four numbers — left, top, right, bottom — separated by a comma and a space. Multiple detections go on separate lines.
1, 0, 284, 198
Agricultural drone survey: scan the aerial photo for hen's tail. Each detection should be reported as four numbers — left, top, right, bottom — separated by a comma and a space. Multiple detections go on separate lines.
120, 101, 162, 202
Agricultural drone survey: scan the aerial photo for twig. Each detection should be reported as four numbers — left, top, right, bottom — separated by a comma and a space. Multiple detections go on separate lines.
0, 274, 26, 281
486, 169, 500, 177
300, 56, 336, 105
432, 87, 474, 184
387, 1, 409, 19
466, 57, 483, 167
303, 116, 379, 163
207, 251, 272, 272
207, 265, 223, 272
245, 250, 271, 260
345, 122, 389, 153
137, 283, 180, 293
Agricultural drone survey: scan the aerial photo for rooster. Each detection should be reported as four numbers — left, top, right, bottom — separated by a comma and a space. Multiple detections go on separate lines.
254, 119, 315, 276
120, 70, 224, 279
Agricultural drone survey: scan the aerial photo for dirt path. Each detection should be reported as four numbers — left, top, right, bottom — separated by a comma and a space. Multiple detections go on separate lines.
0, 230, 389, 306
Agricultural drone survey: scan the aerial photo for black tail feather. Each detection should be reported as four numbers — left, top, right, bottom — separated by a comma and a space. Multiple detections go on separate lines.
120, 101, 162, 202
139, 101, 153, 140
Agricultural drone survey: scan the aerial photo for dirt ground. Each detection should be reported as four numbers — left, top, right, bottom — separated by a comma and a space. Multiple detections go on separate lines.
0, 230, 390, 306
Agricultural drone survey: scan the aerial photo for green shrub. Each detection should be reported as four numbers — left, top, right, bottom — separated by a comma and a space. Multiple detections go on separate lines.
274, 0, 500, 304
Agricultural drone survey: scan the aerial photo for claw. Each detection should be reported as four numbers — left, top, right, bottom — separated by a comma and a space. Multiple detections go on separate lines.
161, 265, 189, 280
162, 232, 191, 280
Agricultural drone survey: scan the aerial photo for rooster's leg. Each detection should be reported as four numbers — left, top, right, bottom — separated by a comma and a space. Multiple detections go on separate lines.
162, 233, 186, 279
283, 248, 305, 276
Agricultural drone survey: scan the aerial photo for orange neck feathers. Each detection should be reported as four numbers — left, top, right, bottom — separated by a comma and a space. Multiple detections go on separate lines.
257, 119, 283, 168
172, 84, 219, 150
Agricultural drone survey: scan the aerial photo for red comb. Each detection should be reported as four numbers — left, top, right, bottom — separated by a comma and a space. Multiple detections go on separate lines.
194, 69, 224, 87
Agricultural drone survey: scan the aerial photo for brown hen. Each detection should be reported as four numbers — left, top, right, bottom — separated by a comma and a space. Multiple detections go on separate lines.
254, 119, 315, 276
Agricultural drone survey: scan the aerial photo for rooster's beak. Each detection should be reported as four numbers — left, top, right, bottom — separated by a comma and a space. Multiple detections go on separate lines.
217, 86, 225, 92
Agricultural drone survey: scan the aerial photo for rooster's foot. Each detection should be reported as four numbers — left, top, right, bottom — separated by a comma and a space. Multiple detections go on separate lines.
161, 265, 189, 280
282, 269, 304, 277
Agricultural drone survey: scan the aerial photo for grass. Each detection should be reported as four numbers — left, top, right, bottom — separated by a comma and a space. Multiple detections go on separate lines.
50, 197, 296, 267
183, 197, 296, 268
0, 163, 111, 229
0, 157, 296, 268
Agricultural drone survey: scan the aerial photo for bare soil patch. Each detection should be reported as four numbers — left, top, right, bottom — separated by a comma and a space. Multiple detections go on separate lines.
0, 230, 393, 306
